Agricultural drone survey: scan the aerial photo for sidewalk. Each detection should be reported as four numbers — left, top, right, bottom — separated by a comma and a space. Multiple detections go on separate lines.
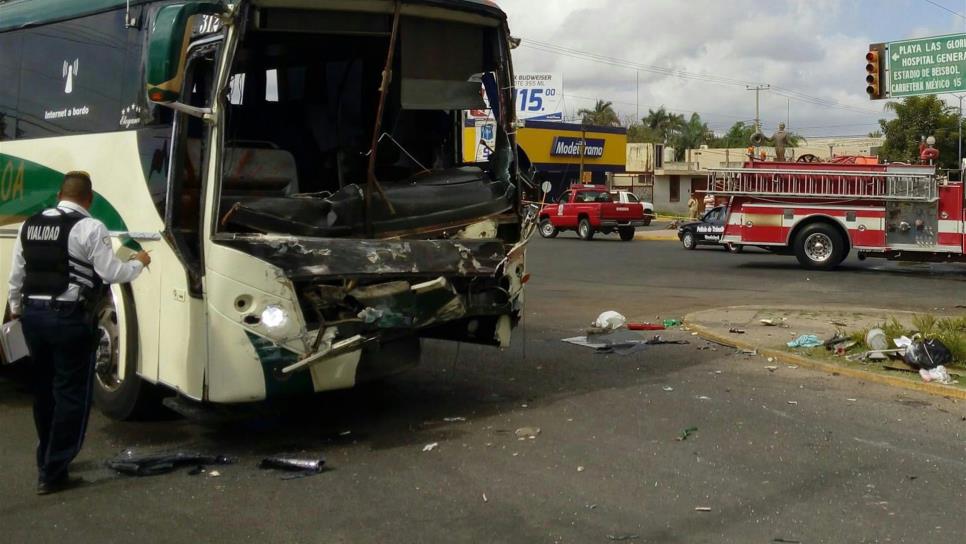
634, 221, 679, 241
685, 305, 966, 400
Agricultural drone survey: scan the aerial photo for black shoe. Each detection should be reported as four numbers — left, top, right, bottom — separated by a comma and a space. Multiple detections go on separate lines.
37, 477, 84, 495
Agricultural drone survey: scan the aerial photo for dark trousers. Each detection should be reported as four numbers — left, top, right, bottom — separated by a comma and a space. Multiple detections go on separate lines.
21, 302, 95, 485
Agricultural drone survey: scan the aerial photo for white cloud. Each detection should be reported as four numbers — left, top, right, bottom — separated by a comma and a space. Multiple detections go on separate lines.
498, 0, 955, 136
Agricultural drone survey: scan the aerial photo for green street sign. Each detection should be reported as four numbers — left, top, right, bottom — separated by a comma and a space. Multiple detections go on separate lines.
887, 33, 966, 97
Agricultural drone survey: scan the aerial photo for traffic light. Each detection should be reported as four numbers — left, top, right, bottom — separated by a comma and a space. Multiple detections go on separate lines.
866, 43, 886, 100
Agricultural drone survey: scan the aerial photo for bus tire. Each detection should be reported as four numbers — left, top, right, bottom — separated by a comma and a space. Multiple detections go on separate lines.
618, 227, 635, 241
578, 218, 595, 241
794, 223, 846, 270
92, 286, 163, 420
539, 218, 559, 238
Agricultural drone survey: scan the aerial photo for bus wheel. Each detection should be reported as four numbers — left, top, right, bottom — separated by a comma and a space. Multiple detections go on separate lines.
618, 227, 635, 241
92, 286, 160, 420
578, 218, 595, 241
539, 218, 558, 238
794, 223, 845, 270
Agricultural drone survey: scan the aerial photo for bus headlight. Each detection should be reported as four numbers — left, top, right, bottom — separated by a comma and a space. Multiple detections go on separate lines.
261, 305, 289, 329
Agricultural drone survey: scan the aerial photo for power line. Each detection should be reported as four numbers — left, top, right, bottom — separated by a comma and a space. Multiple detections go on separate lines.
922, 0, 966, 19
519, 37, 882, 116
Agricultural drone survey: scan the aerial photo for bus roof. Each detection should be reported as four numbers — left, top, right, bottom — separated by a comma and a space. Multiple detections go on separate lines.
0, 0, 506, 33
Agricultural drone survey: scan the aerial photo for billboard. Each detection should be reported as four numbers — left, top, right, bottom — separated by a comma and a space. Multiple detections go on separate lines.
514, 73, 563, 121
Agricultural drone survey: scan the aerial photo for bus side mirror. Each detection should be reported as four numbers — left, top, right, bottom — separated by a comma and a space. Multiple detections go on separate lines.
146, 2, 225, 105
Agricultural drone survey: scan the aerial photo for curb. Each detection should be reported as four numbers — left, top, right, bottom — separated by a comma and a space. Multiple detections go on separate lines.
634, 231, 679, 241
684, 313, 966, 401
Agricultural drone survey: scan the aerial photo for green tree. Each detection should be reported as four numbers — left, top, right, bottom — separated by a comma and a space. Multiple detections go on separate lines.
672, 113, 712, 160
577, 100, 620, 127
713, 121, 756, 148
878, 95, 962, 168
642, 106, 685, 144
626, 123, 660, 143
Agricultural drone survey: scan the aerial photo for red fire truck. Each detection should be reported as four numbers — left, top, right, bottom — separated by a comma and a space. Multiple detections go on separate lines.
709, 159, 965, 270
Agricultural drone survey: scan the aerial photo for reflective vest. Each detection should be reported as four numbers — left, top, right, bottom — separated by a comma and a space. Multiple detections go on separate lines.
20, 208, 102, 298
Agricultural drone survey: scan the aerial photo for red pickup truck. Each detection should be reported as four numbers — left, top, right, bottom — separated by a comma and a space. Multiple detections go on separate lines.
538, 185, 647, 241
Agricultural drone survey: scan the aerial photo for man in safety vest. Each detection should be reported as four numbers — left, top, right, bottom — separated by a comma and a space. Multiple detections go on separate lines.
7, 171, 151, 495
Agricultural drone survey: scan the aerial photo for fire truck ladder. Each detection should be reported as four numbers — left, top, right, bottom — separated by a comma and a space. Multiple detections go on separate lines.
707, 168, 938, 202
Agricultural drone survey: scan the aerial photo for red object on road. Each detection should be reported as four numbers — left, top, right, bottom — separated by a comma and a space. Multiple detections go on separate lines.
627, 323, 666, 331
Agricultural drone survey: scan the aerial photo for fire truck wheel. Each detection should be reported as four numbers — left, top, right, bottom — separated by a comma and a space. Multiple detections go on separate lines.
681, 230, 696, 250
578, 218, 595, 240
725, 242, 744, 253
794, 223, 846, 270
618, 227, 635, 241
539, 218, 559, 238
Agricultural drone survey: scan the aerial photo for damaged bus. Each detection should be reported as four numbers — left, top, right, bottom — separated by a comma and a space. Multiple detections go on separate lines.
0, 0, 532, 419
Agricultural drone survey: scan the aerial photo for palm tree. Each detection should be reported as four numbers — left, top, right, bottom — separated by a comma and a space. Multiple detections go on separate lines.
672, 113, 712, 161
643, 106, 685, 144
577, 100, 620, 127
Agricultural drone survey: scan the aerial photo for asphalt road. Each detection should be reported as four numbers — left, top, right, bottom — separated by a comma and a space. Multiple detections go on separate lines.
2, 236, 965, 543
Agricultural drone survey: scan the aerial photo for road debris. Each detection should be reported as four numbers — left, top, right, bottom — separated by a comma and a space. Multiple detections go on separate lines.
577, 466, 585, 472
676, 427, 699, 441
729, 328, 746, 334
765, 366, 779, 372
697, 396, 711, 401
106, 450, 232, 477
772, 539, 802, 544
208, 470, 221, 478
787, 400, 798, 405
514, 427, 541, 439
627, 323, 665, 331
422, 442, 439, 452
865, 328, 888, 351
482, 493, 488, 503
593, 311, 627, 330
787, 334, 822, 348
443, 417, 467, 422
662, 386, 674, 392
258, 456, 326, 479
606, 534, 640, 541
694, 506, 712, 512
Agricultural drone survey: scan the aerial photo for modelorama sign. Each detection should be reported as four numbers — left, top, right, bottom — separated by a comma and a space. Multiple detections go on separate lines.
550, 137, 605, 158
887, 33, 966, 96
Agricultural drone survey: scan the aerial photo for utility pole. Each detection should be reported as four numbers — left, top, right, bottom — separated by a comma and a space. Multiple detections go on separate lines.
636, 70, 640, 122
746, 84, 771, 134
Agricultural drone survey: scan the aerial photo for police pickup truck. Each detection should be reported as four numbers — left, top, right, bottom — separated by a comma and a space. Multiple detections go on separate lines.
678, 205, 742, 252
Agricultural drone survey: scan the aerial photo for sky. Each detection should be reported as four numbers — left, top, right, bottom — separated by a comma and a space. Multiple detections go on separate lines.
499, 0, 966, 137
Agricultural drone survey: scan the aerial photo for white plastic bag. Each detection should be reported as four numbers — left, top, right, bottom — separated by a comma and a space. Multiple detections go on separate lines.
593, 311, 626, 330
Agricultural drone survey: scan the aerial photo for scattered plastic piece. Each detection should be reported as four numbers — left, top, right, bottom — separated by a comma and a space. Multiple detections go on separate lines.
106, 450, 232, 477
662, 319, 681, 328
676, 427, 699, 441
422, 443, 439, 452
787, 334, 822, 348
577, 466, 585, 472
258, 456, 326, 479
514, 427, 541, 439
787, 401, 798, 405
662, 386, 674, 392
627, 323, 664, 331
482, 493, 488, 503
765, 366, 778, 372
729, 328, 746, 334
593, 311, 627, 330
919, 365, 955, 385
697, 396, 711, 401
694, 506, 712, 512
865, 328, 888, 351
443, 417, 467, 422
893, 336, 913, 349
760, 319, 776, 326
607, 535, 640, 541
208, 470, 221, 478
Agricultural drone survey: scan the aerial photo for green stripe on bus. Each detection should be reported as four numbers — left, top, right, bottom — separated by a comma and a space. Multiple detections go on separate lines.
0, 153, 140, 249
245, 332, 315, 398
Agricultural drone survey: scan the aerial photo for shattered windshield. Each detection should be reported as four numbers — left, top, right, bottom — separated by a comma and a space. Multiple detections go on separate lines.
215, 10, 514, 239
